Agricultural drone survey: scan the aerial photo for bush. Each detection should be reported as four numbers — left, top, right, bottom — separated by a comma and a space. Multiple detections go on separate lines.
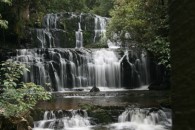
0, 61, 51, 118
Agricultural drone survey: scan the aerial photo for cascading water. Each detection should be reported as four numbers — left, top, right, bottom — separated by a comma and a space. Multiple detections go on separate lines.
93, 49, 121, 87
32, 108, 172, 130
11, 48, 149, 91
76, 14, 83, 48
30, 12, 110, 48
94, 15, 108, 43
33, 110, 91, 130
109, 108, 172, 130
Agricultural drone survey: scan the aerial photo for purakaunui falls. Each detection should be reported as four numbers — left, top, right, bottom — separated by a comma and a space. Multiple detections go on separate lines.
11, 12, 150, 91
33, 108, 172, 130
8, 12, 171, 130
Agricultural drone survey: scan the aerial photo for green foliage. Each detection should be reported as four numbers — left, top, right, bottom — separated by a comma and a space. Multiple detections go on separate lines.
0, 61, 51, 118
88, 0, 114, 17
0, 0, 12, 5
0, 61, 27, 88
0, 0, 12, 29
107, 0, 170, 67
0, 19, 8, 29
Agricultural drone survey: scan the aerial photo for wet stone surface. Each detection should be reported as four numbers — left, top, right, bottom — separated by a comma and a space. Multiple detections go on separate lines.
36, 90, 170, 110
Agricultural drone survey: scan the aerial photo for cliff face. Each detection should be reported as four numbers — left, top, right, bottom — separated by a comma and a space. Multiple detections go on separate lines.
170, 0, 195, 130
30, 12, 108, 48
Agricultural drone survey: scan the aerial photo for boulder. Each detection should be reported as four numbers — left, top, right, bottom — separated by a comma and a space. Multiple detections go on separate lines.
90, 86, 100, 92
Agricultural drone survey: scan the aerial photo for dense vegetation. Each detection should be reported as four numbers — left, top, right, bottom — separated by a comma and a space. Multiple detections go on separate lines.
0, 61, 51, 129
107, 0, 170, 68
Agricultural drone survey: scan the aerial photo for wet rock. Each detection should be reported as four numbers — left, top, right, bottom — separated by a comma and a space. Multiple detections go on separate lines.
90, 86, 100, 92
74, 88, 84, 91
53, 119, 64, 129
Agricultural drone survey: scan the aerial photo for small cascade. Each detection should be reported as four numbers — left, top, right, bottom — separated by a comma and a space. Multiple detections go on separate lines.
94, 15, 108, 43
109, 108, 172, 130
33, 29, 55, 48
43, 13, 59, 28
33, 110, 91, 130
120, 50, 150, 88
76, 14, 83, 48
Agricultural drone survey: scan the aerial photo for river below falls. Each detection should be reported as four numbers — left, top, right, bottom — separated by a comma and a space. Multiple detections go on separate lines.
32, 90, 171, 130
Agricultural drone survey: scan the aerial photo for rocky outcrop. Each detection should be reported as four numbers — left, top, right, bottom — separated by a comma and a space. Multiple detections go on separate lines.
90, 86, 100, 92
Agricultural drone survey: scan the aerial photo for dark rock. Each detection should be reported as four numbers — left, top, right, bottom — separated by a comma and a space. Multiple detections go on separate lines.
53, 119, 64, 129
73, 88, 84, 91
148, 82, 169, 90
121, 55, 140, 89
90, 86, 100, 92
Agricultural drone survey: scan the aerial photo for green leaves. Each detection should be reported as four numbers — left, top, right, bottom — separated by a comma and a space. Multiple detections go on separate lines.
0, 0, 12, 5
0, 61, 51, 118
0, 19, 8, 29
107, 0, 170, 68
0, 0, 12, 29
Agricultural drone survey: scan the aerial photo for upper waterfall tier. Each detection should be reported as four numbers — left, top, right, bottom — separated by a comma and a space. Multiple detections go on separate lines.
30, 12, 109, 48
11, 48, 150, 91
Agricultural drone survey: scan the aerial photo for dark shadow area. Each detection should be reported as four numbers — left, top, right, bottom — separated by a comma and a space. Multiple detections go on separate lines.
170, 0, 195, 130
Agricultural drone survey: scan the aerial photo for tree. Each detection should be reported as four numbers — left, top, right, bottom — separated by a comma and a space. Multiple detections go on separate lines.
107, 0, 170, 68
0, 0, 12, 29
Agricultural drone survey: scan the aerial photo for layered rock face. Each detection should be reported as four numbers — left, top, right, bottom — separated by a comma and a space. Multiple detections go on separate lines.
30, 12, 109, 48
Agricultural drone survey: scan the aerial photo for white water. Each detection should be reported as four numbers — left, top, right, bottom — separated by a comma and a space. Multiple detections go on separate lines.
13, 48, 150, 91
93, 49, 121, 87
33, 110, 91, 130
76, 14, 83, 48
108, 108, 172, 130
33, 108, 172, 130
94, 15, 108, 43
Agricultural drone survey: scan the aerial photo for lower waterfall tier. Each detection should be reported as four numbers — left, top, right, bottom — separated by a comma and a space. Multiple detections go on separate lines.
33, 108, 172, 130
11, 48, 150, 91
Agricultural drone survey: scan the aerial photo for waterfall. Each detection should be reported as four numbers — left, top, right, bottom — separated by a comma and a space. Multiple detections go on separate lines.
30, 12, 111, 48
33, 108, 172, 130
33, 110, 91, 130
76, 14, 83, 48
93, 49, 121, 87
109, 108, 172, 130
11, 48, 150, 91
94, 15, 108, 43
